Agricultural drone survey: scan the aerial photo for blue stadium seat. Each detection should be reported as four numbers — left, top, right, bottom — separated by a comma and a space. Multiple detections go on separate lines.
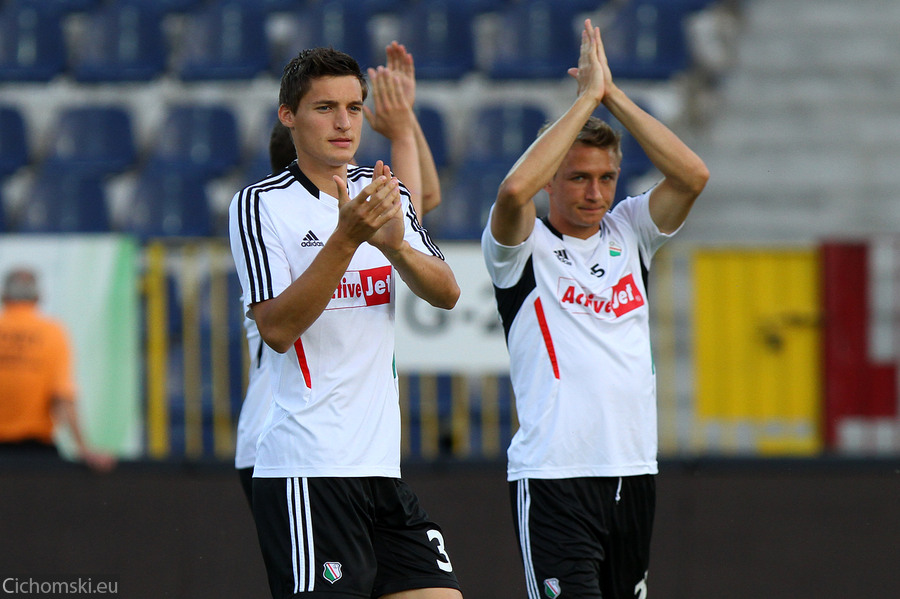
466, 103, 549, 163
487, 0, 585, 80
601, 0, 691, 80
354, 104, 448, 171
271, 0, 375, 76
45, 106, 137, 177
398, 1, 476, 80
71, 3, 166, 82
0, 4, 66, 82
17, 168, 110, 233
118, 0, 203, 12
417, 105, 449, 169
173, 2, 269, 80
28, 0, 100, 16
0, 105, 28, 179
428, 161, 509, 240
150, 105, 241, 180
124, 165, 213, 237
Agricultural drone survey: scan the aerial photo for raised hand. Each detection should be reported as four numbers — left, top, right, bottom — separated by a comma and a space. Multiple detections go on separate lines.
333, 160, 403, 248
567, 19, 610, 104
385, 40, 416, 106
363, 65, 415, 141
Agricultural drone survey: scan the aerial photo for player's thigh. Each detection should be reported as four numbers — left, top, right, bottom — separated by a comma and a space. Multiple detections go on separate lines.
252, 476, 378, 599
370, 478, 461, 597
510, 478, 611, 599
378, 587, 463, 599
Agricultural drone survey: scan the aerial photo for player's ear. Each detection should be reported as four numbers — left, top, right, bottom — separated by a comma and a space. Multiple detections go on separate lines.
277, 104, 295, 128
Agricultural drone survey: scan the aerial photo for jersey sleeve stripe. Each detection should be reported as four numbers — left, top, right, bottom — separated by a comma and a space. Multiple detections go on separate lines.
404, 202, 445, 259
236, 172, 295, 304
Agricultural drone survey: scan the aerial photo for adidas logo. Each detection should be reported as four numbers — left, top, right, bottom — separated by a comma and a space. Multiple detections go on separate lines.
301, 230, 324, 247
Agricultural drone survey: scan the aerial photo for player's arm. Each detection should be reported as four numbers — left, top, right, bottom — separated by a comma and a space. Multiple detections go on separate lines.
52, 397, 115, 472
364, 42, 442, 218
362, 162, 459, 310
491, 20, 606, 246
595, 36, 709, 233
386, 41, 443, 215
252, 170, 402, 353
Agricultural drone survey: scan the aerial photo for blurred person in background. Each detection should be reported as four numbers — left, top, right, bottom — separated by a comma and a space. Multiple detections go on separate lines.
482, 20, 708, 599
0, 268, 115, 472
234, 42, 444, 508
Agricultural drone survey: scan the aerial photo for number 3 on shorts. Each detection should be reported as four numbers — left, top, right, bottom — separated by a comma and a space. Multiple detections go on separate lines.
427, 530, 454, 572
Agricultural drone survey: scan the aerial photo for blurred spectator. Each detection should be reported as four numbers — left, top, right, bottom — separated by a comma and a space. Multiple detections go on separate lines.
0, 268, 115, 472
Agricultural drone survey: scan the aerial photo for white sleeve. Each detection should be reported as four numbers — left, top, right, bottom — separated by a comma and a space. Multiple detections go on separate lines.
480, 205, 536, 289
228, 189, 292, 318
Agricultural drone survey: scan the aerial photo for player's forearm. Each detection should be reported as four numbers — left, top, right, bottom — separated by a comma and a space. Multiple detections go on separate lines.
498, 93, 598, 206
602, 85, 709, 194
413, 119, 442, 216
382, 242, 459, 310
253, 236, 359, 353
388, 128, 423, 214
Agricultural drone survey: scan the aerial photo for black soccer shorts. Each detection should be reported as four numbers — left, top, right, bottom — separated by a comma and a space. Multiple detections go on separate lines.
511, 475, 655, 599
253, 476, 460, 598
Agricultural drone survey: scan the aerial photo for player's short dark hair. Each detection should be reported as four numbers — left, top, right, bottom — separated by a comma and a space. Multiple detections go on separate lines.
539, 116, 623, 164
279, 47, 368, 113
269, 122, 296, 173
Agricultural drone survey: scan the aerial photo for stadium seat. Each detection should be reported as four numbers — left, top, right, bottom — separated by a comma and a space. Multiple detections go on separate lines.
149, 104, 241, 180
0, 105, 28, 179
428, 161, 510, 240
70, 3, 167, 82
466, 103, 549, 164
397, 0, 476, 80
45, 106, 138, 177
601, 0, 692, 80
173, 2, 269, 81
117, 0, 203, 12
271, 0, 375, 76
17, 168, 110, 233
124, 165, 213, 237
0, 4, 66, 82
30, 0, 100, 16
486, 0, 586, 80
354, 104, 448, 171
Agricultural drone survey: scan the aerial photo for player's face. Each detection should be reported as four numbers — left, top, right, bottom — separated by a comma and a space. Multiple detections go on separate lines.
282, 75, 364, 171
545, 142, 620, 239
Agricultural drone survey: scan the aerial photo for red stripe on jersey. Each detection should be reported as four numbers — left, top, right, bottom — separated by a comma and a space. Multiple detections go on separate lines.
533, 298, 559, 380
293, 337, 312, 388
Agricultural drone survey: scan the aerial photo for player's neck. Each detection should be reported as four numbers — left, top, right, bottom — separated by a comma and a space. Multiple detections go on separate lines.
296, 157, 348, 198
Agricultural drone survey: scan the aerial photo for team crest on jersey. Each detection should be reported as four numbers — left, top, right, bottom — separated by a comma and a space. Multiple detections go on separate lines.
609, 240, 622, 257
328, 265, 392, 309
323, 562, 343, 584
557, 273, 644, 319
543, 578, 561, 598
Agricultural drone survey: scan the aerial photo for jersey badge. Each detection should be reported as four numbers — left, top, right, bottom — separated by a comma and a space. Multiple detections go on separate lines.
543, 577, 561, 598
323, 561, 343, 584
301, 230, 324, 247
609, 240, 622, 257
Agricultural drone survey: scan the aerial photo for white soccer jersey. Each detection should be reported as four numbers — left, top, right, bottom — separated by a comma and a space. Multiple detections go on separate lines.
234, 317, 273, 469
482, 191, 676, 480
229, 163, 443, 478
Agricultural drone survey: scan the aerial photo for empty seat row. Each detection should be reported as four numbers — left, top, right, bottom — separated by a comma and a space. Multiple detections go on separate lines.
0, 0, 712, 83
0, 95, 658, 238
